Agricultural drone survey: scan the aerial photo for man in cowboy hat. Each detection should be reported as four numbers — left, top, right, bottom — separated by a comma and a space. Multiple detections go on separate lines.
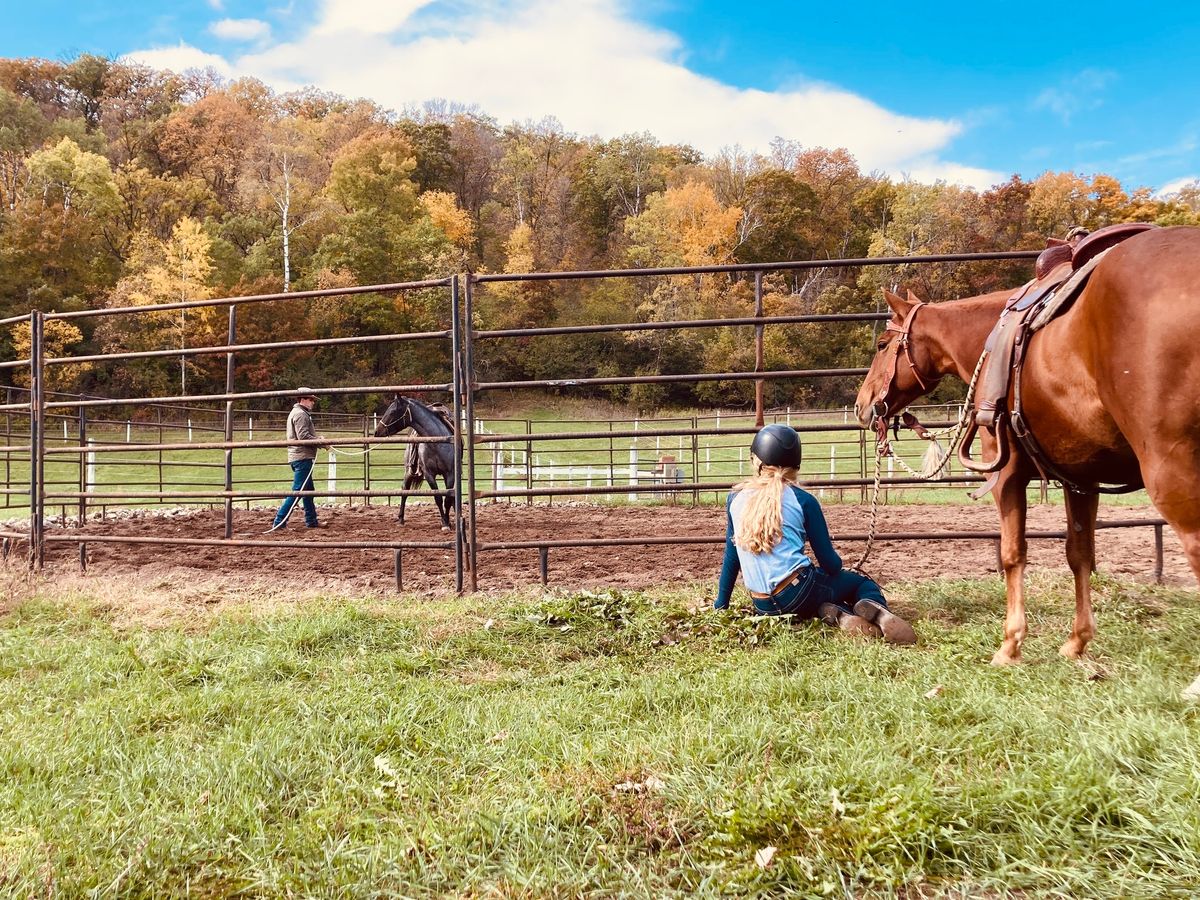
266, 387, 330, 532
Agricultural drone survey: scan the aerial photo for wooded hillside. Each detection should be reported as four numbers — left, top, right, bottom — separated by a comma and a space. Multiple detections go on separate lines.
3, 55, 1198, 411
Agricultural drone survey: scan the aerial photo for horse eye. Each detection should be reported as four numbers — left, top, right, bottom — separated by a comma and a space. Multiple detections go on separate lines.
876, 340, 888, 352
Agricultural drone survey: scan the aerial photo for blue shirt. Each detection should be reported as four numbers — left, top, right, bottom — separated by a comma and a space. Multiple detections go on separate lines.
715, 485, 843, 609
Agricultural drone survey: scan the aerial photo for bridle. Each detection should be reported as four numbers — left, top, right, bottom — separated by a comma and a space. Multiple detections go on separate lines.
378, 400, 412, 436
869, 301, 944, 438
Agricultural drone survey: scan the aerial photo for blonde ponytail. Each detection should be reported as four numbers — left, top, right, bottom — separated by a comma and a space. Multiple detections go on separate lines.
733, 459, 800, 554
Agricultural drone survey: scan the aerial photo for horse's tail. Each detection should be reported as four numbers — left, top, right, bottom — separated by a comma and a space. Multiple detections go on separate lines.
404, 441, 422, 477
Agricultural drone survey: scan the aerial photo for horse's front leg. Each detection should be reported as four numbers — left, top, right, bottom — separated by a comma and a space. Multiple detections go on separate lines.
991, 466, 1030, 666
398, 474, 419, 524
428, 473, 451, 531
1060, 491, 1098, 658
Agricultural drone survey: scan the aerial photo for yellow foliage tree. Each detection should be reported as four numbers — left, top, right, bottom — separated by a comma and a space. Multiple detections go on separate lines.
96, 218, 216, 395
420, 190, 476, 249
10, 318, 92, 391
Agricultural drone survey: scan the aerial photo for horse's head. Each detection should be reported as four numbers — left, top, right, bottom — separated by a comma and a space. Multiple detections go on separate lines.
375, 395, 413, 437
854, 289, 944, 432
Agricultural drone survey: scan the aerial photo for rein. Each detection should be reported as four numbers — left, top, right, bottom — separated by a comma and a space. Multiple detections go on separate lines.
852, 344, 990, 574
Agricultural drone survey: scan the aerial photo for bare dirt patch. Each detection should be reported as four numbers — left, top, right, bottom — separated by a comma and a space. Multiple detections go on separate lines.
14, 500, 1189, 600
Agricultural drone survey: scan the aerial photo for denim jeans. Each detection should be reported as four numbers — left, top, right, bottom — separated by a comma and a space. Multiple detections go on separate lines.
752, 565, 887, 617
273, 458, 318, 527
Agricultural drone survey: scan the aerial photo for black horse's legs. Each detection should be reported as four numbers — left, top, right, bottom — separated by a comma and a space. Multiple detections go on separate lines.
427, 472, 451, 530
398, 473, 421, 523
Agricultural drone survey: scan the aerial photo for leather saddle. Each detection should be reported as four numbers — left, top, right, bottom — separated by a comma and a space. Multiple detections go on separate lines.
958, 223, 1156, 496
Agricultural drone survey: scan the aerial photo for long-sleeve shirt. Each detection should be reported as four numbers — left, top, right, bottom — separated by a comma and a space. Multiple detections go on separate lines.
714, 484, 842, 609
286, 404, 322, 462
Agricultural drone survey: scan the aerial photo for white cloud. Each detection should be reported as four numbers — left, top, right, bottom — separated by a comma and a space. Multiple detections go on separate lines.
209, 18, 272, 42
899, 161, 1007, 192
126, 0, 990, 186
313, 0, 434, 35
207, 0, 224, 9
1156, 175, 1199, 197
122, 43, 234, 77
1033, 69, 1116, 124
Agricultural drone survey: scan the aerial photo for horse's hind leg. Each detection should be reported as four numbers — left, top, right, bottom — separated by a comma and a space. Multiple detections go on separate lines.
1138, 449, 1200, 697
1139, 448, 1200, 583
1059, 491, 1099, 659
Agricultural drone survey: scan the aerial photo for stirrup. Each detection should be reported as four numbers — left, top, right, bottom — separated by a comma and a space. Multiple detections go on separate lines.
957, 415, 1008, 474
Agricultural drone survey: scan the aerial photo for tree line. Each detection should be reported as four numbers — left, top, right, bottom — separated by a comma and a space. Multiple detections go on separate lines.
2, 54, 1198, 413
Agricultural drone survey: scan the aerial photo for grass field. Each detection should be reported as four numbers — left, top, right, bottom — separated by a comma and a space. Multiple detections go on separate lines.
2, 568, 1199, 897
0, 401, 1153, 521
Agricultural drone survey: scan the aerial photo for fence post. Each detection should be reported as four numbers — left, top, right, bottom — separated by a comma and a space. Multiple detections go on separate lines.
77, 408, 88, 526
691, 416, 699, 505
753, 271, 765, 427
29, 311, 45, 568
859, 430, 867, 503
608, 423, 614, 496
450, 274, 465, 594
1154, 524, 1164, 584
526, 419, 533, 507
462, 274, 479, 590
157, 407, 164, 502
363, 415, 371, 508
3, 392, 10, 512
223, 304, 236, 539
493, 442, 502, 501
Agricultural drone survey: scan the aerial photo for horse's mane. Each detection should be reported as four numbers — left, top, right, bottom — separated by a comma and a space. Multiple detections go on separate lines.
407, 396, 455, 432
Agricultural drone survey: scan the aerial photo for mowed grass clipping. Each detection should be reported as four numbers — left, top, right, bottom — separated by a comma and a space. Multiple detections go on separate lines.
1, 574, 1199, 897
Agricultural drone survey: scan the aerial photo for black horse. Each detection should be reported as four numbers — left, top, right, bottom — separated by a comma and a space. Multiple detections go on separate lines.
375, 395, 460, 530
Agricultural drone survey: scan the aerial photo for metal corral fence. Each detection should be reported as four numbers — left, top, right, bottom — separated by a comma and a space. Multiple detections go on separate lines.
0, 251, 1171, 591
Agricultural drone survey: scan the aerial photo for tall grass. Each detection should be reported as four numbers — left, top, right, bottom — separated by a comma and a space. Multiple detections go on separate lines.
2, 572, 1198, 897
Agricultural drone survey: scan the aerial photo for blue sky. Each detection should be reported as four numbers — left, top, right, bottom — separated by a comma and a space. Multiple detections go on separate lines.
4, 0, 1197, 193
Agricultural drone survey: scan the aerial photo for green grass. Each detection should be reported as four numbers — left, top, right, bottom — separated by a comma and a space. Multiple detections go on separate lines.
2, 572, 1199, 897
0, 402, 1154, 520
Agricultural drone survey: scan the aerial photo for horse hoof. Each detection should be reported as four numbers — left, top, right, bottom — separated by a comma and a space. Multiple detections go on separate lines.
990, 649, 1021, 667
441, 526, 451, 533
1181, 674, 1200, 701
1058, 638, 1087, 659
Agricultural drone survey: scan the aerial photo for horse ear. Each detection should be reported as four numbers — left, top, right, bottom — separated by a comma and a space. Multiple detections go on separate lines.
882, 288, 914, 318
905, 288, 927, 305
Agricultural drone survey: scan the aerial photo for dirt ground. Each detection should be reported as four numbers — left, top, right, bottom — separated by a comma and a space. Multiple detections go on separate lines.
18, 499, 1192, 596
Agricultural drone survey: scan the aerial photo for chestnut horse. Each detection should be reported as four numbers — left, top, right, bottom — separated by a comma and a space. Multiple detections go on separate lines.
853, 226, 1200, 684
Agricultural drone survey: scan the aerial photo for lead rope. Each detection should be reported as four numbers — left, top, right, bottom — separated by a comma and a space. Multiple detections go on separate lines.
887, 349, 990, 481
329, 445, 374, 457
849, 348, 990, 574
849, 445, 885, 573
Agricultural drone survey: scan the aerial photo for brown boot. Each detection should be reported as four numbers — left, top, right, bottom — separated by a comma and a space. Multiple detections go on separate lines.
817, 603, 882, 640
853, 599, 917, 645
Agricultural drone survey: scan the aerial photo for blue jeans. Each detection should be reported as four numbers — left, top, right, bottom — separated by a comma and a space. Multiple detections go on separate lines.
752, 565, 887, 617
273, 458, 318, 527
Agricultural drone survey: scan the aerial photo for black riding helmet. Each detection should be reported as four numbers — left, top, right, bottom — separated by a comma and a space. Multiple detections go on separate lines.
750, 424, 802, 469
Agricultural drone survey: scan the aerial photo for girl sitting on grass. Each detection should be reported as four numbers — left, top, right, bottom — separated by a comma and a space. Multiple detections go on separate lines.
714, 424, 916, 644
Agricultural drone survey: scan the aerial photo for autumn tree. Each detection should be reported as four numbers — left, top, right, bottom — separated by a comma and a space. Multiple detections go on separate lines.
154, 88, 261, 207
95, 218, 216, 395
10, 318, 92, 391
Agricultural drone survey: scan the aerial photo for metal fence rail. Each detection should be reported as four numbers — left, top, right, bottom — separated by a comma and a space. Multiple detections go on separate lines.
2, 247, 1170, 592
